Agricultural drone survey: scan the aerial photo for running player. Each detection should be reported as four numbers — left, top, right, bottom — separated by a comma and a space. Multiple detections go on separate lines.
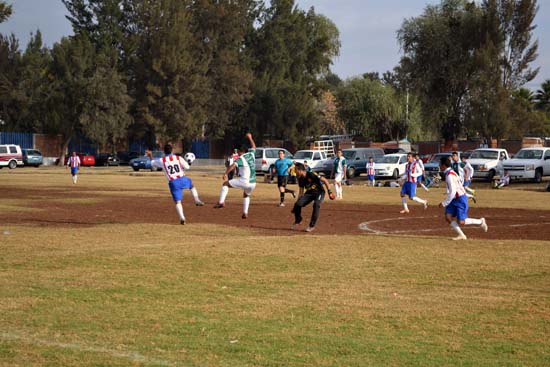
330, 149, 347, 199
291, 162, 333, 232
366, 156, 376, 187
147, 144, 204, 225
67, 151, 81, 184
274, 150, 296, 207
461, 155, 477, 202
399, 152, 428, 214
214, 133, 256, 219
438, 156, 487, 240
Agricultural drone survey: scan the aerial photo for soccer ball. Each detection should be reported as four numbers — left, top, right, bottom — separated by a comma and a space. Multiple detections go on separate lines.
184, 152, 196, 165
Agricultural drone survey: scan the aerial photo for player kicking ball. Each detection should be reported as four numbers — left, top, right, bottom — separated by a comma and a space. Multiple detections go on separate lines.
147, 145, 204, 225
291, 162, 334, 232
214, 133, 256, 219
438, 156, 488, 240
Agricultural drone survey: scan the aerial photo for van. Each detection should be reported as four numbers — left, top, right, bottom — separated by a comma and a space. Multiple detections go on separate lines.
321, 147, 385, 177
0, 144, 23, 169
254, 147, 293, 174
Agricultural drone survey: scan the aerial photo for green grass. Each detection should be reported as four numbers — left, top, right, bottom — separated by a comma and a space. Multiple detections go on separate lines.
0, 167, 549, 366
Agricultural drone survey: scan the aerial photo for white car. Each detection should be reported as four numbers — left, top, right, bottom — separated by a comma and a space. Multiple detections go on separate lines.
293, 150, 328, 173
502, 147, 550, 183
253, 147, 293, 175
374, 153, 408, 179
469, 148, 509, 181
0, 144, 23, 169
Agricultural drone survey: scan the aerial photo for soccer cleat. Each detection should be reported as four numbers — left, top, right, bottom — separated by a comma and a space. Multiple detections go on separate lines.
279, 203, 285, 207
452, 234, 467, 241
305, 226, 315, 232
480, 218, 488, 232
180, 219, 186, 225
423, 201, 428, 210
291, 191, 296, 199
195, 201, 205, 206
291, 222, 300, 230
213, 203, 225, 209
400, 209, 410, 214
472, 195, 477, 204
241, 213, 248, 219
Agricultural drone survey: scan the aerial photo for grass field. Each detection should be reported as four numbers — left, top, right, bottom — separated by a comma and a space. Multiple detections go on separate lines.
1, 166, 549, 366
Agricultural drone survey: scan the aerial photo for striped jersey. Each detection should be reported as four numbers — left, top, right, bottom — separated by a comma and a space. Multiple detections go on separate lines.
67, 155, 81, 168
366, 161, 376, 175
404, 161, 420, 183
151, 154, 190, 182
333, 157, 347, 174
236, 149, 256, 183
442, 168, 466, 207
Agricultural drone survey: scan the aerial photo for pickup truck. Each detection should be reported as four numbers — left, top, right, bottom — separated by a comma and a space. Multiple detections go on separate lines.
293, 150, 328, 173
502, 147, 550, 183
469, 148, 509, 181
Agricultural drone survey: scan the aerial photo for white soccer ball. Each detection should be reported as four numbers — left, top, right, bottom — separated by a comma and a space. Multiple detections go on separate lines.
184, 152, 196, 165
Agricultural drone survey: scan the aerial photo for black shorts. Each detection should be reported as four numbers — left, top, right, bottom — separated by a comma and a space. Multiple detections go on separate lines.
277, 175, 288, 187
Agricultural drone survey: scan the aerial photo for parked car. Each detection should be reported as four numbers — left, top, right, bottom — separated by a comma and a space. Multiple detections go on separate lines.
0, 144, 23, 169
502, 147, 550, 183
22, 148, 43, 167
469, 148, 509, 181
374, 153, 408, 179
254, 147, 293, 175
423, 152, 458, 179
117, 151, 140, 165
293, 150, 328, 173
95, 153, 120, 166
320, 147, 385, 178
129, 151, 164, 171
65, 153, 95, 166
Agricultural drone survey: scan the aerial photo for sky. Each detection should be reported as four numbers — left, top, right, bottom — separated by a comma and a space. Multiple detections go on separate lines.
0, 0, 548, 90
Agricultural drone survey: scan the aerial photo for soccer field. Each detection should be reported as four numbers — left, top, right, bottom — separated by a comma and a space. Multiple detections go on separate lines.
1, 167, 549, 366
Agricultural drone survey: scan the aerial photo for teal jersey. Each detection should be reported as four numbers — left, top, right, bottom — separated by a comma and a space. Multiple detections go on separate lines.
236, 149, 256, 183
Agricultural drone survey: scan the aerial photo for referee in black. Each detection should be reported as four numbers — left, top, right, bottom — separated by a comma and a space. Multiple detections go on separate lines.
291, 162, 333, 232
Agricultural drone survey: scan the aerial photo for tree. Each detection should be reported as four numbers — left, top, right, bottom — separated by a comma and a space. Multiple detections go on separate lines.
243, 0, 340, 146
0, 34, 23, 131
482, 0, 539, 90
46, 35, 95, 163
335, 77, 405, 141
18, 31, 52, 133
190, 0, 258, 139
79, 53, 132, 151
134, 0, 208, 144
397, 0, 483, 142
535, 79, 550, 112
0, 1, 12, 23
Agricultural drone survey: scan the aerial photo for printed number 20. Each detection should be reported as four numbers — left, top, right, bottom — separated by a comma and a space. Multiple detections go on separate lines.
167, 165, 180, 175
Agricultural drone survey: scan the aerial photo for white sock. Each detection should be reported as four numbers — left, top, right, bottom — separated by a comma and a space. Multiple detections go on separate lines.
450, 221, 466, 237
243, 196, 250, 214
401, 197, 408, 210
191, 187, 200, 203
372, 179, 375, 186
412, 197, 426, 205
465, 218, 481, 225
219, 185, 229, 204
175, 203, 185, 221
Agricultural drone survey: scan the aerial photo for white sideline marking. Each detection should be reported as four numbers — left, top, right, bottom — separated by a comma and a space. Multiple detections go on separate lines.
359, 216, 550, 235
0, 331, 174, 366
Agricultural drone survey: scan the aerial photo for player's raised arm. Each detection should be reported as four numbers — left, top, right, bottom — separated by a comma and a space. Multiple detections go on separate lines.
245, 133, 256, 150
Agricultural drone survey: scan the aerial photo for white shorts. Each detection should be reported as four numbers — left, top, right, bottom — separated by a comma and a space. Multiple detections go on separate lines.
334, 172, 345, 183
229, 178, 256, 195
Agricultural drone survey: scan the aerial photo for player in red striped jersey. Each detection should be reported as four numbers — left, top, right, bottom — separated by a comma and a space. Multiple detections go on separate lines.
399, 152, 428, 214
147, 145, 204, 225
67, 151, 81, 184
439, 156, 487, 240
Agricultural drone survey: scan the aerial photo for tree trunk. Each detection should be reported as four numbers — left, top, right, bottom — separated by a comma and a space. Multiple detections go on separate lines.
58, 136, 71, 166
